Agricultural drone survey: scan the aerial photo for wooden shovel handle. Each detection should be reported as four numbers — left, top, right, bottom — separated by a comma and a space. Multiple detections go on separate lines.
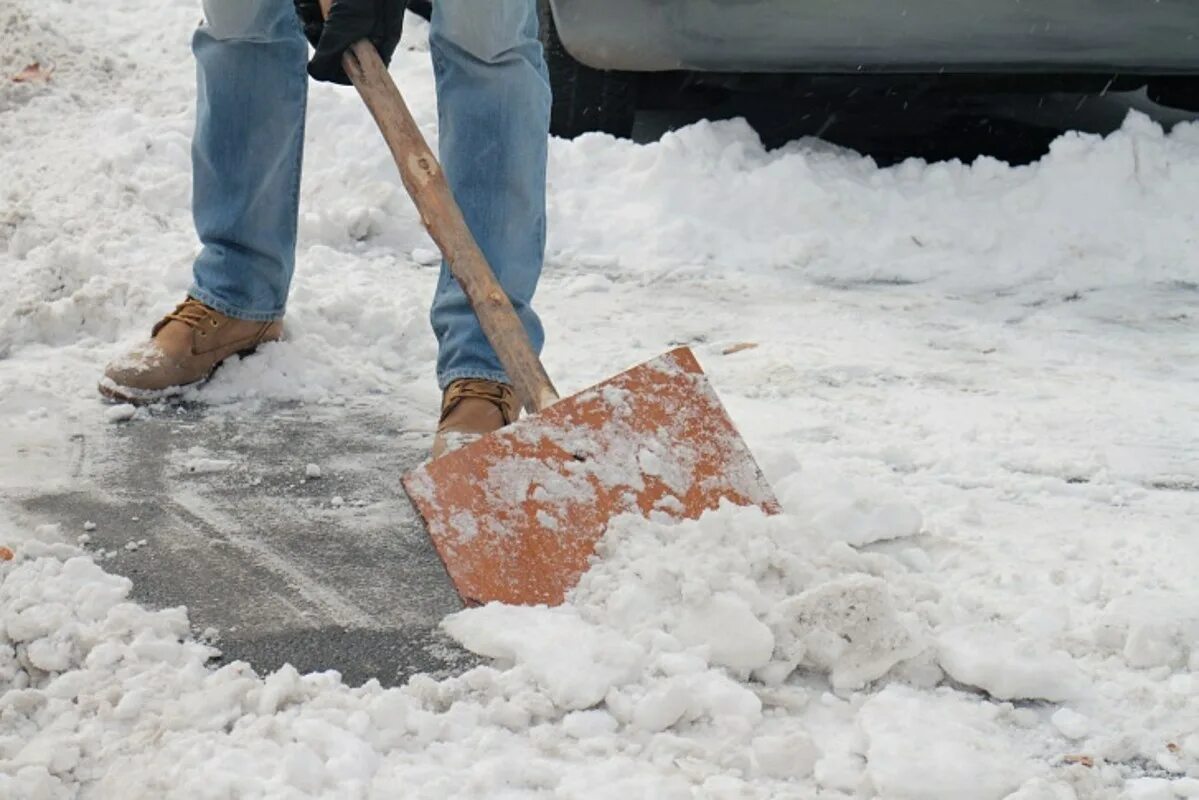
315, 1, 559, 413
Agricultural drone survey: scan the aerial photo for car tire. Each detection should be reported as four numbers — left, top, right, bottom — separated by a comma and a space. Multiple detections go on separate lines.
1149, 77, 1199, 111
538, 0, 637, 139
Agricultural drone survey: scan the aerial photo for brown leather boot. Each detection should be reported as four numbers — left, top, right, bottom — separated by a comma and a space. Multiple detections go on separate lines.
432, 379, 520, 458
99, 298, 283, 404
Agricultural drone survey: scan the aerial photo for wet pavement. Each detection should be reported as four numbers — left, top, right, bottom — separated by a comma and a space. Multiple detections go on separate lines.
14, 401, 477, 687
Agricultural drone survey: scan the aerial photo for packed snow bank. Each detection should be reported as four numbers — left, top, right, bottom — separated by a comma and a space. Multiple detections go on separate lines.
549, 111, 1199, 293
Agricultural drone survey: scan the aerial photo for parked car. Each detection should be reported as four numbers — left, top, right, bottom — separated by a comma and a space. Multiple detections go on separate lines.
538, 0, 1199, 139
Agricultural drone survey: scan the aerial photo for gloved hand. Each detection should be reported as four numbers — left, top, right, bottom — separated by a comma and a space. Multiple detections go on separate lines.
293, 0, 407, 85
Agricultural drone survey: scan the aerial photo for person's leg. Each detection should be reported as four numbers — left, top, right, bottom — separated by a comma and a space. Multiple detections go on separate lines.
428, 0, 550, 389
189, 0, 309, 321
99, 0, 304, 403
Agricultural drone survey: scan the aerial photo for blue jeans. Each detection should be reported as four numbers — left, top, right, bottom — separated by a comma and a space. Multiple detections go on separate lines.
190, 0, 549, 389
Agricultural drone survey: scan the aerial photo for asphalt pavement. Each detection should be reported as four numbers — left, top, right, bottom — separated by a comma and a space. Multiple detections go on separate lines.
17, 401, 476, 687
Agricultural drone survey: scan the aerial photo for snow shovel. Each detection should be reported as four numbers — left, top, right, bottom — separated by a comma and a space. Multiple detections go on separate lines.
326, 10, 778, 607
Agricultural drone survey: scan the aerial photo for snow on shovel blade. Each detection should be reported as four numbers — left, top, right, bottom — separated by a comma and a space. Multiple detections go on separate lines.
402, 347, 779, 607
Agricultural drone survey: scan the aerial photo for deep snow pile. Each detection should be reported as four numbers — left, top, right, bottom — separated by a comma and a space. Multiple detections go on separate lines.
3, 507, 1190, 800
3, 1, 1199, 798
3, 503, 1197, 798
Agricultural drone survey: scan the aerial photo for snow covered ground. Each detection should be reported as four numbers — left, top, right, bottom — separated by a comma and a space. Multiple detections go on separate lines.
3, 1, 1199, 797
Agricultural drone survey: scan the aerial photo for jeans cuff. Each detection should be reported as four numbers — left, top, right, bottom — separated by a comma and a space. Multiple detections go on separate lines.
437, 368, 511, 392
188, 286, 286, 323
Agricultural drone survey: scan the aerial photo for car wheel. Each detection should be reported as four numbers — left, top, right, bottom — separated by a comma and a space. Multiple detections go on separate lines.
538, 0, 637, 139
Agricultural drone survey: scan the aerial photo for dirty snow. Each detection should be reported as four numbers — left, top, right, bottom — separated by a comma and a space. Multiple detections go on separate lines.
2, 1, 1199, 798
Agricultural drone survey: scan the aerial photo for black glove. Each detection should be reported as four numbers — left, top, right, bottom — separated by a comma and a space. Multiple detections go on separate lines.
293, 0, 407, 85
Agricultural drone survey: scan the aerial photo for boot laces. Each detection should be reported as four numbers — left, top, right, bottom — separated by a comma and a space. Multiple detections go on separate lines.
440, 380, 516, 424
162, 299, 219, 334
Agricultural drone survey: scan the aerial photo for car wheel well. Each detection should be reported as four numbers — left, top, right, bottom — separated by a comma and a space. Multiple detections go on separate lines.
538, 0, 638, 139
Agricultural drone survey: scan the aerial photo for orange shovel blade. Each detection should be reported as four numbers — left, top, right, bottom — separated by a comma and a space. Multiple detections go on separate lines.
402, 347, 778, 607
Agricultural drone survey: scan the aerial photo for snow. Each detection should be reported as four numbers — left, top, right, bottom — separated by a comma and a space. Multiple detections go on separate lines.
751, 731, 820, 780
442, 604, 645, 711
672, 591, 775, 673
103, 404, 137, 424
2, 1, 1199, 798
858, 685, 1040, 800
1051, 708, 1092, 741
938, 623, 1085, 702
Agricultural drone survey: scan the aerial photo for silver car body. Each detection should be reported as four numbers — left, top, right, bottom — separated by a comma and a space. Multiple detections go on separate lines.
548, 0, 1199, 74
